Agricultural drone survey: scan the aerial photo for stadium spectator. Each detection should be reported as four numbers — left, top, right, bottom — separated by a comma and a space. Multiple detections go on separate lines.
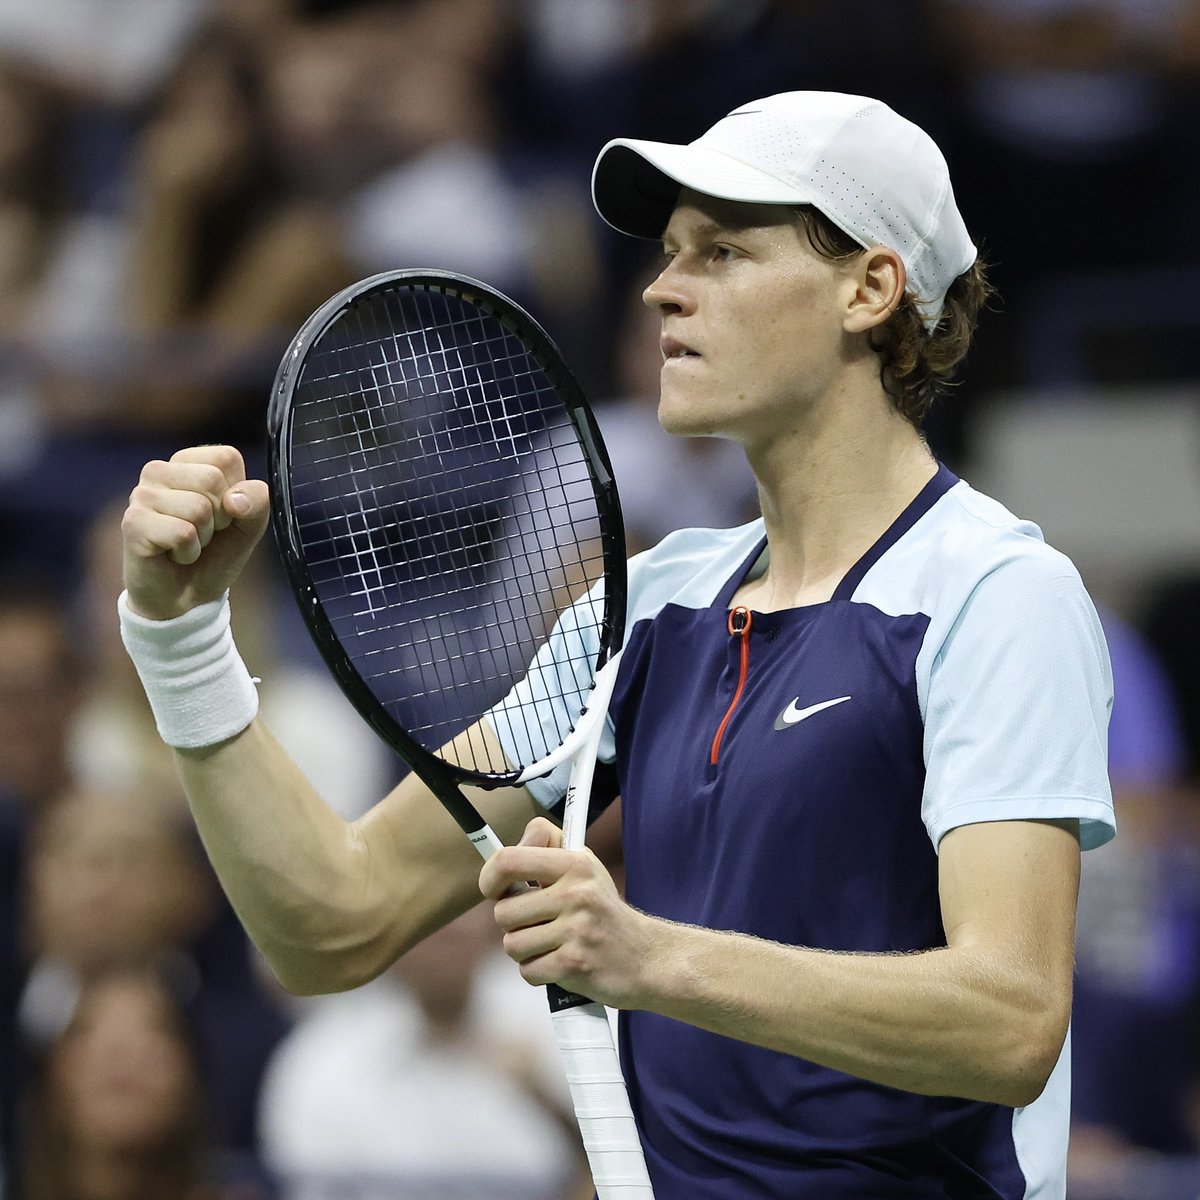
18, 963, 272, 1200
0, 585, 86, 1174
0, 587, 84, 815
258, 904, 590, 1200
929, 0, 1200, 386
17, 782, 291, 1168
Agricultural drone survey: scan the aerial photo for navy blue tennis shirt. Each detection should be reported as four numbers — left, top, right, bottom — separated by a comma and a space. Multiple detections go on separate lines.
489, 465, 1115, 1198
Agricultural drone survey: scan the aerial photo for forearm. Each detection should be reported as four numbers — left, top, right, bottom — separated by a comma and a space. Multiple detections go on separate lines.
174, 719, 388, 993
487, 820, 1079, 1108
640, 921, 1065, 1107
177, 714, 496, 996
486, 839, 1063, 1104
175, 718, 525, 996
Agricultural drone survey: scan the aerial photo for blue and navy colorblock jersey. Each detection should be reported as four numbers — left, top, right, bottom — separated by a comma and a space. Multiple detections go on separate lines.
489, 465, 1116, 1198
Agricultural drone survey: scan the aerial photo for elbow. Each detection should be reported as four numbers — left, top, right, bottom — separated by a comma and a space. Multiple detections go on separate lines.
1002, 1039, 1065, 1109
268, 940, 395, 996
270, 955, 379, 997
986, 1003, 1070, 1108
256, 854, 409, 996
257, 911, 401, 997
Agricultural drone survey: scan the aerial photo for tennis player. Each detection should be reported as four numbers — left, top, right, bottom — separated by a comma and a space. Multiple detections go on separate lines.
120, 92, 1115, 1198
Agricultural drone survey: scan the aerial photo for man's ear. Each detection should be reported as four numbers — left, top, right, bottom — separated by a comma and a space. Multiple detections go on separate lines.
843, 247, 906, 334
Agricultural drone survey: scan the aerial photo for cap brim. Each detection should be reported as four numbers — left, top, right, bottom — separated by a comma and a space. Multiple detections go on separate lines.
591, 138, 816, 239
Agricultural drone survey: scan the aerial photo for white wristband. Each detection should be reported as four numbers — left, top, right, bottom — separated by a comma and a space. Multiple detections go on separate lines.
118, 590, 260, 750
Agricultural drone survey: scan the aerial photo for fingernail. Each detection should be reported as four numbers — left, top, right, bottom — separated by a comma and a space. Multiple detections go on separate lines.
228, 491, 251, 516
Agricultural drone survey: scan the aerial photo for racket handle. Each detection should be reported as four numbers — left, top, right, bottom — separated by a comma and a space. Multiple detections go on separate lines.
550, 1000, 655, 1197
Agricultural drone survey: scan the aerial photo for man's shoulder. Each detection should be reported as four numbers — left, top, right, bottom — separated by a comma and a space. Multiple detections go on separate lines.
857, 477, 1088, 622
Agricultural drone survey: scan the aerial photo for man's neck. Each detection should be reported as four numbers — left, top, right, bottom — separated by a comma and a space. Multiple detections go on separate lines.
737, 388, 937, 610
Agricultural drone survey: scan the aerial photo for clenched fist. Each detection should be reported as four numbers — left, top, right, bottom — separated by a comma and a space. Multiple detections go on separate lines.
122, 445, 271, 621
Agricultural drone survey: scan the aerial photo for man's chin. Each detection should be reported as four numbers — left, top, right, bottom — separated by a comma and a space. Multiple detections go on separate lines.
657, 396, 722, 439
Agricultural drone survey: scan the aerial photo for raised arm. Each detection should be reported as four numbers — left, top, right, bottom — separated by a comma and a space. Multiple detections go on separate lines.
121, 445, 540, 995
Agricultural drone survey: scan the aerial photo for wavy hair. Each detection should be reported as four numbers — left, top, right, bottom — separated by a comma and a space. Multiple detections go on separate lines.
795, 207, 994, 428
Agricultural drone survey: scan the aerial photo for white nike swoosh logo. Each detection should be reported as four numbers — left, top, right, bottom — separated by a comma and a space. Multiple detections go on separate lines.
774, 695, 852, 730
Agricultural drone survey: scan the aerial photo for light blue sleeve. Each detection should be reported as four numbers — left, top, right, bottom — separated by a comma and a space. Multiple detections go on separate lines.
483, 582, 608, 811
921, 554, 1116, 851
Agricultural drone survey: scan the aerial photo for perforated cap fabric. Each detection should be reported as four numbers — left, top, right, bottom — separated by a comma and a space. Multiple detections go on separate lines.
591, 91, 977, 330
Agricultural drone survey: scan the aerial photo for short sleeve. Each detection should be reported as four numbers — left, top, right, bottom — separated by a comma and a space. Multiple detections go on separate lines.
483, 582, 612, 811
921, 556, 1116, 851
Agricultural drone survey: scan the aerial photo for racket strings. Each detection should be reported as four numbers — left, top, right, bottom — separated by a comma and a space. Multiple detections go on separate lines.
286, 285, 607, 776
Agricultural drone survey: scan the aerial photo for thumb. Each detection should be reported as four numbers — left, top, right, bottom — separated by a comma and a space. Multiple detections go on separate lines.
222, 479, 271, 533
519, 817, 563, 850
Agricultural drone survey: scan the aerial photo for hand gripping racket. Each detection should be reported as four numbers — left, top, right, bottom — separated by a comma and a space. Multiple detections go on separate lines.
266, 269, 653, 1198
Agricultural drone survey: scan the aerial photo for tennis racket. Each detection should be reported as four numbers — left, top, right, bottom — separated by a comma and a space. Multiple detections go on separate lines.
266, 269, 653, 1198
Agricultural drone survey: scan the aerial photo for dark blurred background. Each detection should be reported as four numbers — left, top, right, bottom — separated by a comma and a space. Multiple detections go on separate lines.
0, 2, 1199, 1198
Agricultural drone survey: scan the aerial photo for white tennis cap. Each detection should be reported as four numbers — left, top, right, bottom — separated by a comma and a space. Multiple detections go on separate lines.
591, 91, 977, 331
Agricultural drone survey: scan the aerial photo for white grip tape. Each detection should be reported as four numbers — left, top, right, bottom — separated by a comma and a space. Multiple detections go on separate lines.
550, 1001, 654, 1196
118, 590, 259, 750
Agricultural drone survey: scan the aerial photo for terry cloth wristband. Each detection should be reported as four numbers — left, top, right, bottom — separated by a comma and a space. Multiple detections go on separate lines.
118, 590, 260, 749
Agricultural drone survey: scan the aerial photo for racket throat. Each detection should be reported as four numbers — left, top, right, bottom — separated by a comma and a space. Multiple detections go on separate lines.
709, 606, 752, 767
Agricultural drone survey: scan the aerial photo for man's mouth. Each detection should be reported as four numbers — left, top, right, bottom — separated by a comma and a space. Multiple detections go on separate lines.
661, 336, 700, 362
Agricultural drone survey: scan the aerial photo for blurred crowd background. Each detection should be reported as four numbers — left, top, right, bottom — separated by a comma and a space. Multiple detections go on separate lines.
0, 0, 1199, 1198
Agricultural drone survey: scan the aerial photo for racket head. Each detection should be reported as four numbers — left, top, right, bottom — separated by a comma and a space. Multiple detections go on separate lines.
267, 269, 626, 789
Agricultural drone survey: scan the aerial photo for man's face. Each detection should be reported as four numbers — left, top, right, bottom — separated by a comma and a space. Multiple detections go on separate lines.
643, 191, 854, 451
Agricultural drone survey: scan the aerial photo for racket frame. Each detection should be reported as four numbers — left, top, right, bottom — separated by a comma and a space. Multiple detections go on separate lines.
267, 269, 627, 827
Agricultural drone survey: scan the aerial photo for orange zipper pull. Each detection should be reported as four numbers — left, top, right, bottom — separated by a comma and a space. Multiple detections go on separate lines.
710, 606, 752, 766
